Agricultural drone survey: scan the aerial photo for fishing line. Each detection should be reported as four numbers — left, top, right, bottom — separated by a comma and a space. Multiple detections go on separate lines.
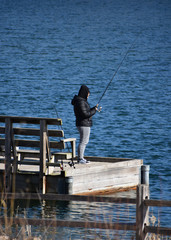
55, 106, 75, 168
97, 34, 140, 106
54, 107, 70, 152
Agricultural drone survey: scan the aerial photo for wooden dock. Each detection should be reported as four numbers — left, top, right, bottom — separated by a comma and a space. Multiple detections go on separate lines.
0, 115, 148, 195
54, 157, 143, 195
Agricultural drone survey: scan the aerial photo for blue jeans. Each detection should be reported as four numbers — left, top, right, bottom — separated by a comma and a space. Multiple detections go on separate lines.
77, 126, 90, 160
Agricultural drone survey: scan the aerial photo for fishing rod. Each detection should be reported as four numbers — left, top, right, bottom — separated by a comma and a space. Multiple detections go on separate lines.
97, 35, 139, 106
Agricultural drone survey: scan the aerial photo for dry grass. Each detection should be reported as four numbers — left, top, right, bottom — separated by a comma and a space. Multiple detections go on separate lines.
0, 195, 170, 239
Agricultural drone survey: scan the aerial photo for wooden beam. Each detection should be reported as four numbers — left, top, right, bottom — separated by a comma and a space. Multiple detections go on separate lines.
11, 126, 18, 192
85, 156, 143, 163
144, 199, 171, 207
145, 226, 171, 235
0, 159, 61, 167
5, 117, 12, 192
50, 141, 65, 149
0, 116, 62, 125
136, 184, 149, 240
0, 139, 65, 149
53, 152, 73, 161
48, 129, 64, 137
40, 120, 47, 194
15, 139, 40, 148
0, 127, 5, 134
62, 138, 76, 142
0, 127, 64, 137
0, 193, 136, 204
0, 217, 136, 231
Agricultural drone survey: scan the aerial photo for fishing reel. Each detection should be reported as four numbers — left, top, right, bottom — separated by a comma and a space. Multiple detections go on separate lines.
97, 106, 102, 112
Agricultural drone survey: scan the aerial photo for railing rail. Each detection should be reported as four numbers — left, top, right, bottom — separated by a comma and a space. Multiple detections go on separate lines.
0, 185, 171, 239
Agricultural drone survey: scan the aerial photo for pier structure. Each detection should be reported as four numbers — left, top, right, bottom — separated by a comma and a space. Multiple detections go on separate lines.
0, 115, 148, 195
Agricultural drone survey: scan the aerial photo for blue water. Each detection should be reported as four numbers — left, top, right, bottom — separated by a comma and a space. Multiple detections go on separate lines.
0, 0, 170, 238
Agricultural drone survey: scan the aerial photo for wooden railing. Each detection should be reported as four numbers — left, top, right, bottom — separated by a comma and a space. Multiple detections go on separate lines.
0, 115, 76, 194
0, 185, 171, 240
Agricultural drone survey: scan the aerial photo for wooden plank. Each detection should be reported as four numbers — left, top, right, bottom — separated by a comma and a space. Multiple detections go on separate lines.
17, 160, 40, 165
15, 139, 40, 148
0, 217, 136, 231
0, 115, 62, 125
71, 169, 140, 194
17, 149, 71, 160
0, 138, 5, 146
145, 226, 171, 235
85, 156, 143, 164
53, 152, 72, 160
1, 139, 65, 149
17, 149, 40, 160
65, 162, 141, 176
50, 141, 65, 149
144, 199, 171, 207
48, 129, 64, 137
0, 158, 6, 163
0, 192, 136, 204
1, 139, 40, 148
0, 127, 5, 134
62, 138, 76, 142
17, 149, 39, 154
0, 160, 60, 167
46, 162, 61, 167
0, 159, 58, 167
14, 128, 40, 136
0, 127, 64, 137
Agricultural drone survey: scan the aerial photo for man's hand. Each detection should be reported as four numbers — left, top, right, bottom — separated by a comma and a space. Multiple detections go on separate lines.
95, 104, 99, 111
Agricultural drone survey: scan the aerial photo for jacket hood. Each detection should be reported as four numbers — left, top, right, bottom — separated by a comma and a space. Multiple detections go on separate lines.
71, 94, 87, 105
78, 85, 90, 100
71, 95, 81, 105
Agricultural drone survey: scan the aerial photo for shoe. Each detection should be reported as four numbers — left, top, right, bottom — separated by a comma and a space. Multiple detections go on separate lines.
83, 158, 90, 163
78, 159, 90, 164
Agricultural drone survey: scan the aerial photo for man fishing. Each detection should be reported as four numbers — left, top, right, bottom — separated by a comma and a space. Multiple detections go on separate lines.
71, 85, 98, 164
71, 36, 138, 165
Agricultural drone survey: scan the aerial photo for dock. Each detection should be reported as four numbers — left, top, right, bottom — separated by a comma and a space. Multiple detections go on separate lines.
0, 115, 148, 195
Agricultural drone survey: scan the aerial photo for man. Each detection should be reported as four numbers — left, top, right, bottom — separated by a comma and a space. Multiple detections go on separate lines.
71, 85, 98, 164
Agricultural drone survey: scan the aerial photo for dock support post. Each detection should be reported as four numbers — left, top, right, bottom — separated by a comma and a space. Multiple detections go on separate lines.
65, 177, 73, 195
40, 120, 47, 194
5, 117, 12, 192
136, 184, 149, 240
141, 165, 150, 185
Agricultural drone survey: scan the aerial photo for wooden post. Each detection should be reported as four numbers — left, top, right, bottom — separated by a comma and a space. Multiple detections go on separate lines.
40, 120, 47, 194
141, 165, 150, 185
45, 130, 52, 174
11, 126, 17, 194
71, 140, 76, 159
136, 184, 149, 240
5, 117, 12, 192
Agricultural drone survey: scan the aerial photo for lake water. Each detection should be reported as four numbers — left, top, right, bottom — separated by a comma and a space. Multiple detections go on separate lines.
0, 0, 170, 238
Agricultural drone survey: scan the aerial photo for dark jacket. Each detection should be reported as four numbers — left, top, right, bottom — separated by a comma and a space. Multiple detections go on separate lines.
71, 95, 96, 127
